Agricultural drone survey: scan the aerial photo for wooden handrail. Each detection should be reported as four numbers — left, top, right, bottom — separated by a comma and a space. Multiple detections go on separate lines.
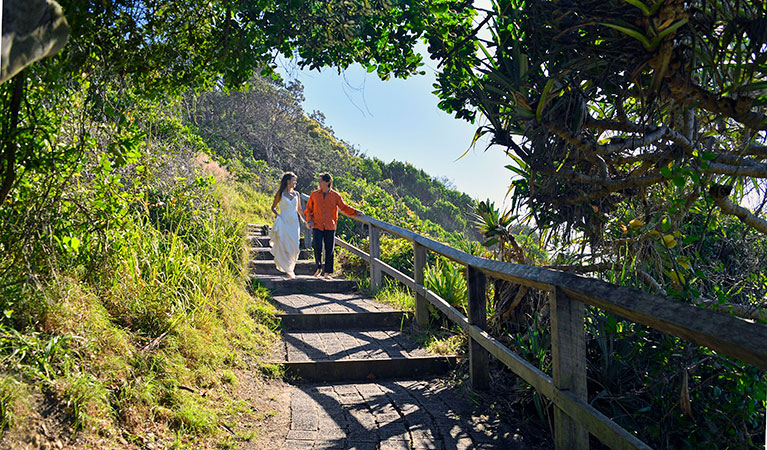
335, 210, 767, 371
300, 193, 767, 450
334, 235, 650, 449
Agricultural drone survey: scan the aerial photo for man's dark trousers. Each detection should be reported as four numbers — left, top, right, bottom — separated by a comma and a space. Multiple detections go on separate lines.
312, 228, 336, 274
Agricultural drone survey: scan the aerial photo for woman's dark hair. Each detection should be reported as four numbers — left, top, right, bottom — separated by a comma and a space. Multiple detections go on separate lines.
276, 172, 297, 200
319, 172, 332, 187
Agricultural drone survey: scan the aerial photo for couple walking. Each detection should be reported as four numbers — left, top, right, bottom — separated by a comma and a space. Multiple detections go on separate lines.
269, 172, 362, 279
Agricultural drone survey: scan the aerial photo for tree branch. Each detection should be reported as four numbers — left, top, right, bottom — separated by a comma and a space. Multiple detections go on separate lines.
709, 184, 767, 234
545, 120, 694, 156
584, 117, 650, 133
637, 268, 667, 296
0, 73, 26, 205
695, 298, 767, 323
667, 74, 767, 131
544, 167, 665, 189
744, 145, 767, 159
600, 127, 668, 154
704, 162, 767, 178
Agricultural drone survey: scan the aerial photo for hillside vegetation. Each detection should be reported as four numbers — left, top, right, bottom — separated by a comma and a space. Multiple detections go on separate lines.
185, 75, 478, 235
0, 67, 477, 450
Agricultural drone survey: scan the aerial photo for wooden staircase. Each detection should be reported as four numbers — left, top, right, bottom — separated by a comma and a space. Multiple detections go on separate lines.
245, 224, 536, 449
247, 224, 457, 382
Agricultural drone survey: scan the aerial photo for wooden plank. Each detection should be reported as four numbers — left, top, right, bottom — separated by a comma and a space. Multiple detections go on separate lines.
413, 243, 429, 329
551, 288, 589, 450
335, 238, 369, 260
467, 266, 490, 390
467, 325, 651, 450
278, 311, 411, 330
369, 225, 382, 291
370, 254, 471, 328
279, 355, 458, 382
422, 286, 469, 329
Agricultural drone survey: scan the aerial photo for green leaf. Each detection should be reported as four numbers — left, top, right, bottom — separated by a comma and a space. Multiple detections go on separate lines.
725, 80, 767, 94
623, 0, 651, 16
660, 166, 673, 178
601, 23, 652, 50
649, 19, 689, 50
536, 79, 556, 123
682, 235, 700, 244
661, 217, 671, 231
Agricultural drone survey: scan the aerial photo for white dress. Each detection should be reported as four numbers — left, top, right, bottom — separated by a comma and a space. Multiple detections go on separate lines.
270, 193, 300, 277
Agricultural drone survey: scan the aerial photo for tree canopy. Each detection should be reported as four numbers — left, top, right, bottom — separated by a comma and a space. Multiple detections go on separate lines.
426, 0, 767, 243
1, 0, 449, 205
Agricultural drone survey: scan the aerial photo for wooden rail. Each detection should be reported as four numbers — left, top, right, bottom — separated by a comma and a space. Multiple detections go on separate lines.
300, 194, 767, 450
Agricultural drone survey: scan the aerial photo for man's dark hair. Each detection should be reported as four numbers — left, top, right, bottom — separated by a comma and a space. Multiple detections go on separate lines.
319, 172, 332, 187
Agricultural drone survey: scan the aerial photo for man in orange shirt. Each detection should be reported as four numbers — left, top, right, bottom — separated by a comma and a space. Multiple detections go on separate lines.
304, 173, 363, 279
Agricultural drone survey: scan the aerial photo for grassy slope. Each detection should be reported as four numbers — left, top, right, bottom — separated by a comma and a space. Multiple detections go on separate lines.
0, 162, 285, 449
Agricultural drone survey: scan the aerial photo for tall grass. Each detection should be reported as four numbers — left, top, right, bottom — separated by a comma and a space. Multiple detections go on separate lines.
0, 173, 280, 447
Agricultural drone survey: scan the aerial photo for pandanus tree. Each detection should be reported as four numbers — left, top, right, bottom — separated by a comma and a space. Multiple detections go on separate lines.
427, 0, 767, 305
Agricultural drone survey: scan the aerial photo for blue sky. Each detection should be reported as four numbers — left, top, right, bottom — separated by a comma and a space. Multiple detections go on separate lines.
277, 51, 514, 210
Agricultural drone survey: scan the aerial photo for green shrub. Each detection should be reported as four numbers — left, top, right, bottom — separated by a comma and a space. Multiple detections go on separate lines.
0, 375, 27, 436
425, 259, 467, 314
374, 282, 415, 312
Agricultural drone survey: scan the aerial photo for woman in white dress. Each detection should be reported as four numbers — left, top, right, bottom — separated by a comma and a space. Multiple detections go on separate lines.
269, 172, 306, 278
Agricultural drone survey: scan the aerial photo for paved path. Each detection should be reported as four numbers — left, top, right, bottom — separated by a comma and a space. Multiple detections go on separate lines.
248, 224, 533, 449
285, 379, 523, 450
282, 328, 430, 362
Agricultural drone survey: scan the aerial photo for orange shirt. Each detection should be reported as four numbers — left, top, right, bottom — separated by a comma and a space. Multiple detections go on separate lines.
304, 189, 357, 231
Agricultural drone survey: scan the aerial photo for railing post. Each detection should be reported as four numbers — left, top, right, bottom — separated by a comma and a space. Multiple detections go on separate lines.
467, 265, 490, 390
369, 225, 382, 291
303, 224, 312, 249
413, 242, 429, 329
550, 287, 589, 450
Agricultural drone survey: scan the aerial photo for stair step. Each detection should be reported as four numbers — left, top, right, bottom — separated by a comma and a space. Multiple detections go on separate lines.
247, 236, 307, 248
270, 291, 393, 315
275, 356, 458, 382
247, 236, 271, 246
279, 311, 411, 331
250, 260, 316, 276
254, 275, 357, 294
246, 224, 270, 236
250, 247, 313, 260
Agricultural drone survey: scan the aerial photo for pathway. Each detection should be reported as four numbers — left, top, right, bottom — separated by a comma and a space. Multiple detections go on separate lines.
248, 224, 533, 449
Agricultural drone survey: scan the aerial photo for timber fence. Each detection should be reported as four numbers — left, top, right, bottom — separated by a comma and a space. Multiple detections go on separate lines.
300, 193, 767, 450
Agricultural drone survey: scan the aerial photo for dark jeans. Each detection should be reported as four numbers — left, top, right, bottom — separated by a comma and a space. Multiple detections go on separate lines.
312, 228, 336, 274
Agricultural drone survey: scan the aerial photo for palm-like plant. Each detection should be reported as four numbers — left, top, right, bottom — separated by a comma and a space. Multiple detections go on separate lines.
470, 200, 539, 332
425, 260, 467, 315
470, 200, 529, 264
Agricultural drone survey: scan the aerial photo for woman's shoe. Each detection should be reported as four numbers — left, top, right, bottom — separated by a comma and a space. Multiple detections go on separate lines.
313, 268, 322, 278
